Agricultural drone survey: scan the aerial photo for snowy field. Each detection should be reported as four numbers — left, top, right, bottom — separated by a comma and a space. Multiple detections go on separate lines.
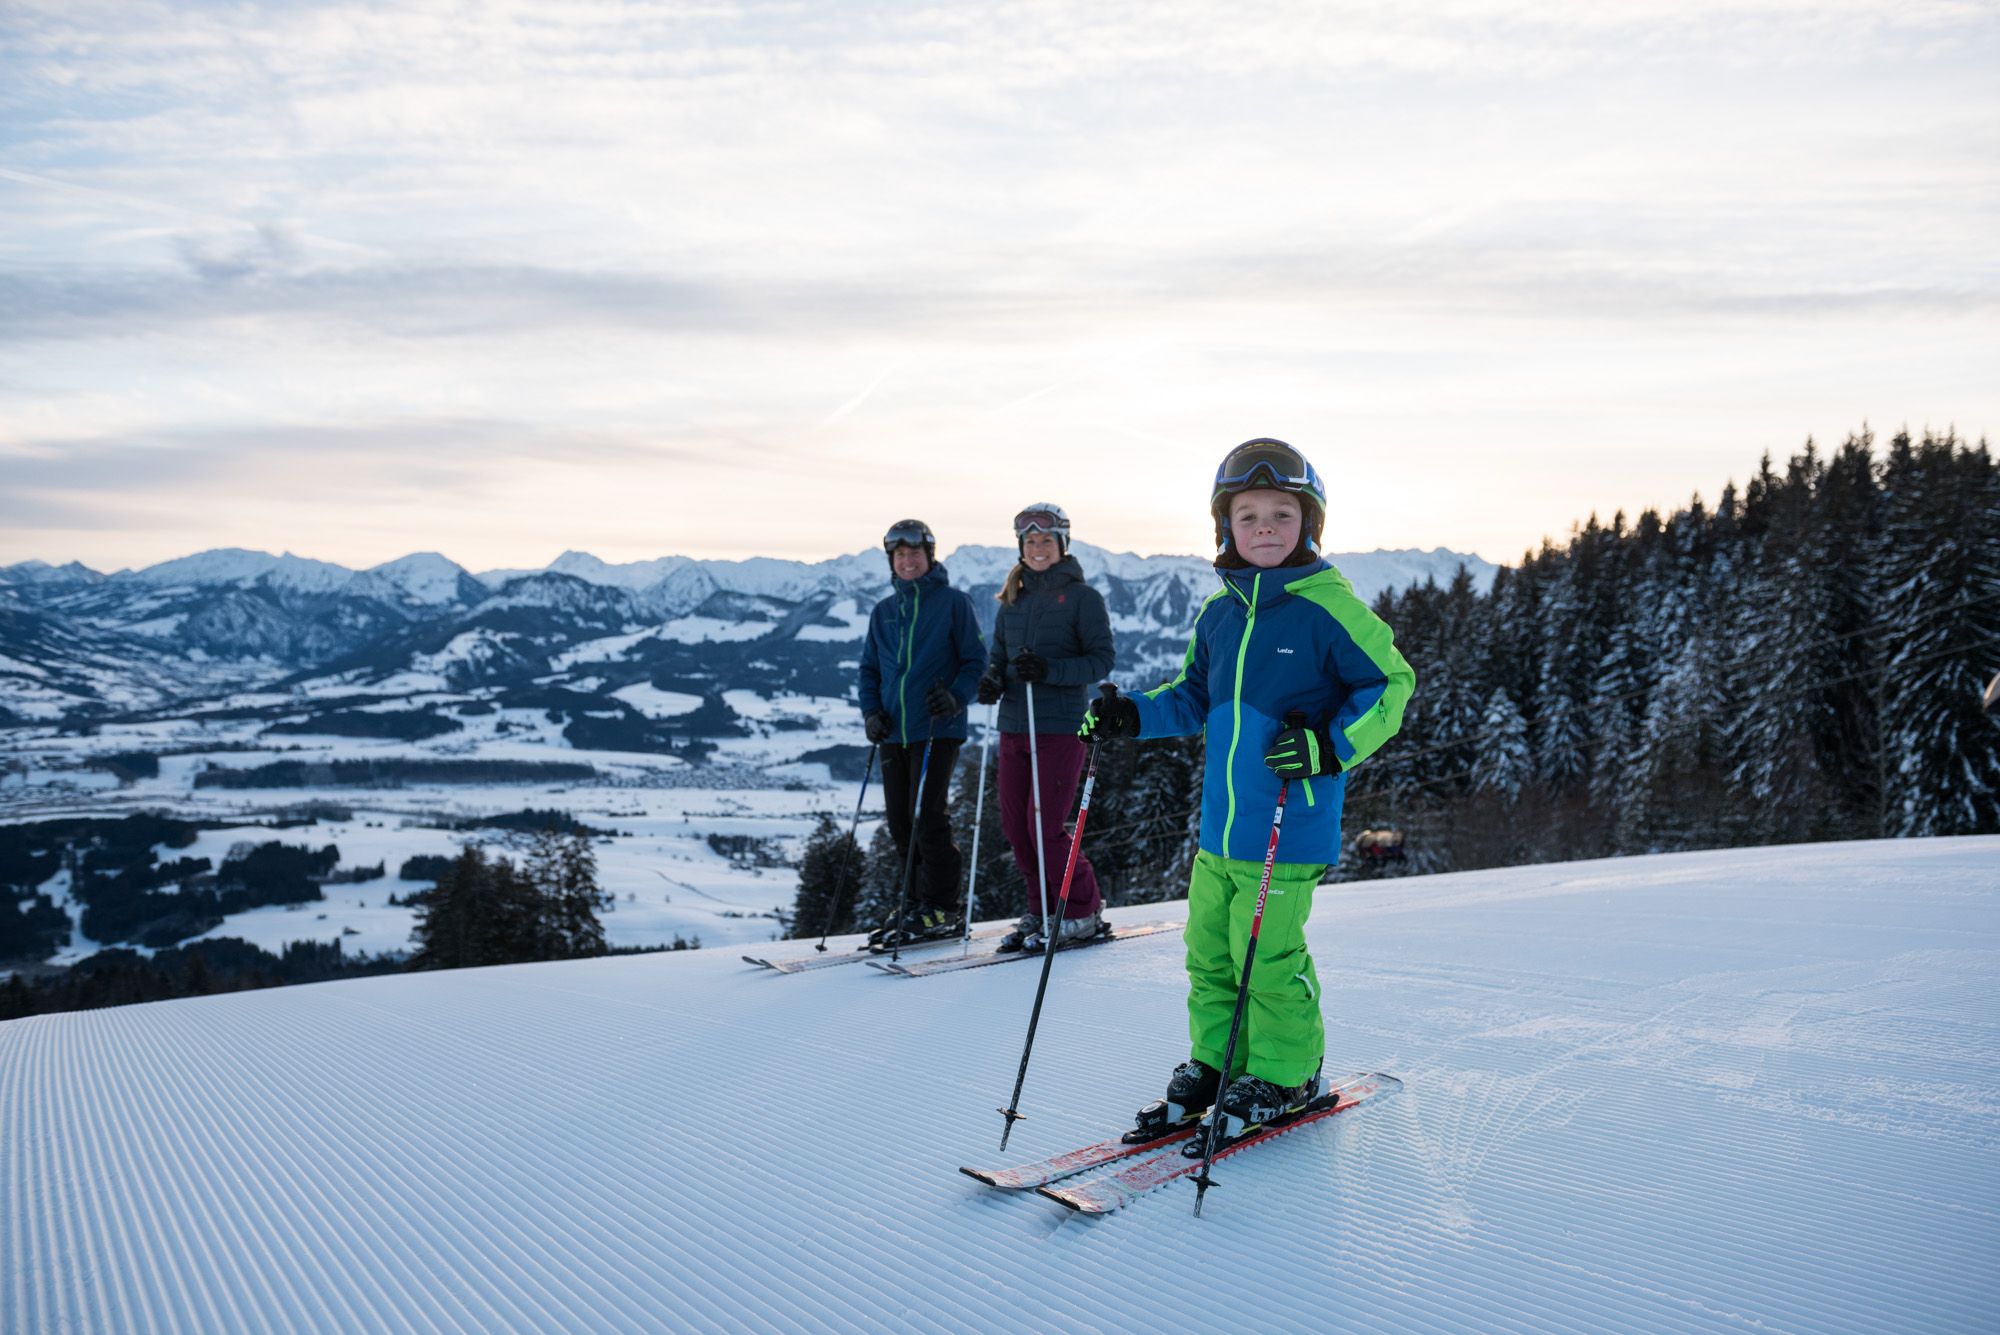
4, 837, 1995, 1334
1, 697, 871, 963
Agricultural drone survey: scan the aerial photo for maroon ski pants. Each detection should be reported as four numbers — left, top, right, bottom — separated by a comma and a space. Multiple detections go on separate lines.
997, 731, 1101, 919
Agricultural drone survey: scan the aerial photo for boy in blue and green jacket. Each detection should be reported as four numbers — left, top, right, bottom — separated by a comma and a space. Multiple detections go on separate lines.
1082, 439, 1415, 1141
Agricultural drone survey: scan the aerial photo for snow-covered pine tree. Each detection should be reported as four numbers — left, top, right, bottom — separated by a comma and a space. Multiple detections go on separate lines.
1875, 431, 2000, 835
1635, 632, 1731, 851
1726, 448, 1846, 843
1094, 735, 1201, 905
1531, 536, 1592, 792
1476, 687, 1532, 798
944, 745, 1020, 923
1814, 432, 1887, 831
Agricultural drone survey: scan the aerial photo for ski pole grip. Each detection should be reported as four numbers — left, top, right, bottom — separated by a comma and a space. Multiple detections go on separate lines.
1087, 682, 1121, 746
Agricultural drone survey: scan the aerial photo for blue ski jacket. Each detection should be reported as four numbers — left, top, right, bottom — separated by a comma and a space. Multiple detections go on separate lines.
1131, 557, 1415, 866
857, 562, 987, 744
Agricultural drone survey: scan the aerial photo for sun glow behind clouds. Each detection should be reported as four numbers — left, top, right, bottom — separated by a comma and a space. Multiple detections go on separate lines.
1, 0, 1995, 570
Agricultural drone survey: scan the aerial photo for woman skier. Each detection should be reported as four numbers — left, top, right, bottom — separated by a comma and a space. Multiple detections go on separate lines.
975, 503, 1116, 952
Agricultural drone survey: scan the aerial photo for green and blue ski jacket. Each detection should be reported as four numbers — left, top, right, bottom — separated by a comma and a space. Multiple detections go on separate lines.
1131, 557, 1415, 864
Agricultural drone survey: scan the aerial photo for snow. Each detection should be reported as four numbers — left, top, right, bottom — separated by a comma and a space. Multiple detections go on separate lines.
551, 627, 664, 670
355, 553, 472, 605
119, 613, 190, 639
3, 836, 1996, 1333
794, 596, 871, 642
411, 630, 516, 675
131, 548, 354, 593
609, 683, 703, 718
657, 615, 769, 644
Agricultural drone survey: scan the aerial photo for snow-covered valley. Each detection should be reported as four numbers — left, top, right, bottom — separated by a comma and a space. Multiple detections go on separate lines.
4, 837, 1995, 1334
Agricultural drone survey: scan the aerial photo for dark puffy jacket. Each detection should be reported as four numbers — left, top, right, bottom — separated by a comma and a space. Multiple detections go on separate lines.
858, 562, 987, 743
985, 555, 1115, 734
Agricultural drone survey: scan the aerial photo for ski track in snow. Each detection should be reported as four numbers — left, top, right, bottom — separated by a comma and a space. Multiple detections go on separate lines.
4, 838, 1998, 1334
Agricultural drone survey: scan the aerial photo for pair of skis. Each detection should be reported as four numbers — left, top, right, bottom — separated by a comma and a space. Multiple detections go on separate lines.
740, 927, 1007, 974
961, 1072, 1401, 1214
868, 921, 1177, 976
742, 920, 1178, 976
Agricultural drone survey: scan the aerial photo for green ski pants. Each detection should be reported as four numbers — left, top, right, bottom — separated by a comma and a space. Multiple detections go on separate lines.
1184, 850, 1326, 1088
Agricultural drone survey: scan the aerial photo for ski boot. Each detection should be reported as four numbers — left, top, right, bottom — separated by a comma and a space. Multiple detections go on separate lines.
1123, 1059, 1220, 1145
913, 910, 962, 942
1022, 910, 1105, 952
871, 910, 961, 951
995, 913, 1041, 954
1182, 1069, 1325, 1157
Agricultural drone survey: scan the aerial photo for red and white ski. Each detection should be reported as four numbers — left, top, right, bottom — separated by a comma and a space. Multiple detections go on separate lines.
1037, 1072, 1402, 1214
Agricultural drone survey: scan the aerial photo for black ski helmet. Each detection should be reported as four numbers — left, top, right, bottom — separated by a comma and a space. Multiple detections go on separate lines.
1012, 502, 1071, 556
882, 518, 936, 571
1210, 438, 1327, 556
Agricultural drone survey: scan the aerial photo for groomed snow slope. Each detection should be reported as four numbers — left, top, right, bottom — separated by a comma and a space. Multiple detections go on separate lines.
5, 838, 1996, 1334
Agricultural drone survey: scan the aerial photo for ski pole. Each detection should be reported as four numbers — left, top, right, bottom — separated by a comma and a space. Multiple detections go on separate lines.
960, 702, 997, 952
815, 742, 878, 951
1024, 682, 1051, 923
997, 683, 1113, 1150
884, 737, 935, 963
1191, 709, 1306, 1218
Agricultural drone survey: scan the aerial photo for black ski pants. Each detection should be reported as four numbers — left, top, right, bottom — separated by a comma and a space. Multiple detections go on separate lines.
878, 739, 964, 917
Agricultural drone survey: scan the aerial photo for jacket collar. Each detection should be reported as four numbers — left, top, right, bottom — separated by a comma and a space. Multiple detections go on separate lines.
893, 561, 951, 597
1218, 555, 1328, 609
1020, 555, 1082, 593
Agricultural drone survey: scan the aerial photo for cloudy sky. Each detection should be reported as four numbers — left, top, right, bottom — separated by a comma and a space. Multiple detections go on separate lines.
3, 0, 1995, 573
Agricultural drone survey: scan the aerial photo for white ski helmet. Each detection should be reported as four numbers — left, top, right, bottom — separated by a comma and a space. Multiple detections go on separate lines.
1012, 502, 1071, 555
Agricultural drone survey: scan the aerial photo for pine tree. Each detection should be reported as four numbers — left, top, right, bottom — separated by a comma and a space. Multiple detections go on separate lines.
412, 846, 483, 969
413, 845, 551, 969
1475, 688, 1531, 797
848, 825, 906, 935
552, 831, 608, 957
946, 746, 1020, 924
1876, 432, 2000, 835
788, 814, 869, 939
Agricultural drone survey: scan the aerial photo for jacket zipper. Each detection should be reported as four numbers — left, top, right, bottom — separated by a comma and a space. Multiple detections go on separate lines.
1221, 572, 1259, 856
898, 584, 921, 744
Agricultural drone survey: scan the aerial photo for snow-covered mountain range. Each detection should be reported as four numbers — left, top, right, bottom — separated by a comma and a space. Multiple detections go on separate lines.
0, 544, 1495, 725
4, 836, 1993, 1333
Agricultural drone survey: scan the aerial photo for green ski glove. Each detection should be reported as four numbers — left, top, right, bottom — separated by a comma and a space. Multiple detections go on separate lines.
1264, 723, 1340, 779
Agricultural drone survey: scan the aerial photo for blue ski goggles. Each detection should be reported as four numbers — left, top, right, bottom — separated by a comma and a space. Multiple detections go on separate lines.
1211, 439, 1325, 508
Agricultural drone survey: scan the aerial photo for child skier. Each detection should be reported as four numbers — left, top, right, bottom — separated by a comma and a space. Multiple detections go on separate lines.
1081, 438, 1415, 1146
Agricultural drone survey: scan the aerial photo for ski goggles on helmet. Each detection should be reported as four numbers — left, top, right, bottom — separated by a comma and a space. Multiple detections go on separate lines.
882, 519, 934, 552
1211, 438, 1326, 510
1012, 507, 1067, 538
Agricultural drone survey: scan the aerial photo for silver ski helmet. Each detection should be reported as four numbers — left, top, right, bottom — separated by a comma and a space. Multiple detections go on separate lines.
882, 518, 936, 572
1012, 502, 1071, 555
1210, 438, 1327, 556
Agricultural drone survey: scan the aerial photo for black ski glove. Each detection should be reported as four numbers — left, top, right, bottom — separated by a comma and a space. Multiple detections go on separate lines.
925, 683, 960, 719
1078, 687, 1139, 741
864, 710, 893, 744
1011, 649, 1049, 684
976, 671, 1006, 706
1264, 723, 1341, 779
